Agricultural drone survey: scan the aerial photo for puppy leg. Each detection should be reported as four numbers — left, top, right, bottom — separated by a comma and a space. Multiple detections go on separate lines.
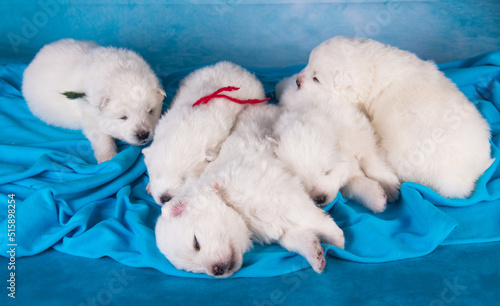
313, 214, 345, 249
83, 127, 117, 163
278, 229, 326, 273
360, 152, 400, 202
342, 175, 388, 213
432, 172, 477, 199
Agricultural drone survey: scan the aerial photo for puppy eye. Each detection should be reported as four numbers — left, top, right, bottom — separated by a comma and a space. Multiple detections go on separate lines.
148, 109, 154, 115
325, 169, 332, 176
313, 77, 320, 84
120, 115, 128, 120
193, 235, 200, 251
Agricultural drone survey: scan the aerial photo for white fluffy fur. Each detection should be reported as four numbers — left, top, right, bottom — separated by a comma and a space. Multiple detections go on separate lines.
22, 39, 165, 163
297, 36, 494, 198
143, 61, 267, 205
273, 76, 400, 212
156, 104, 345, 278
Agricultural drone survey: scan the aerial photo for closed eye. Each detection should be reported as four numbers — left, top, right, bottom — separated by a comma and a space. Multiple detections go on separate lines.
120, 115, 128, 120
148, 109, 154, 115
194, 235, 200, 251
313, 77, 320, 84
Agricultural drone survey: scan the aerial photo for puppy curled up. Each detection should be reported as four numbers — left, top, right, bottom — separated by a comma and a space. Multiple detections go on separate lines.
143, 61, 268, 205
22, 39, 165, 163
296, 36, 493, 198
272, 75, 400, 213
155, 104, 345, 278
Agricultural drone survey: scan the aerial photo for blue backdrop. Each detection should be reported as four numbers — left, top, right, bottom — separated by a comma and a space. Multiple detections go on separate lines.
1, 0, 500, 69
1, 1, 500, 304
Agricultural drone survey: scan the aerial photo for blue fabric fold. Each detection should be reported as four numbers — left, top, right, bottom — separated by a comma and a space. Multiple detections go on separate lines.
1, 51, 499, 278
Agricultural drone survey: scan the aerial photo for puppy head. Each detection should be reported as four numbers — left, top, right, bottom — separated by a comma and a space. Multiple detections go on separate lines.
95, 70, 166, 146
143, 145, 214, 206
155, 185, 252, 278
271, 117, 350, 207
296, 36, 372, 102
143, 114, 222, 205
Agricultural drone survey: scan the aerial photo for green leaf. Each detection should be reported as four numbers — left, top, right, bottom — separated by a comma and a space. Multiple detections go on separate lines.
61, 91, 86, 100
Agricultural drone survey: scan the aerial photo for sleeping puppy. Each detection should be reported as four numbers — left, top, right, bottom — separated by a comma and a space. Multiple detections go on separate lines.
296, 36, 494, 198
22, 39, 165, 163
155, 104, 345, 278
143, 61, 267, 205
272, 76, 400, 212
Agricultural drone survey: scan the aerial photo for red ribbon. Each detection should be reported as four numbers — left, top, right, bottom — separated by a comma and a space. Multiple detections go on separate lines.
192, 86, 269, 106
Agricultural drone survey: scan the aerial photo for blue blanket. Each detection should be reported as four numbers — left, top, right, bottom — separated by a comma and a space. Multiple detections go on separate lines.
1, 52, 499, 278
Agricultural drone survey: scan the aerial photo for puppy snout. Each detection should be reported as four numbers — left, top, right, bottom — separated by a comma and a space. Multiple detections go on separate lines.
312, 194, 327, 206
296, 76, 302, 89
136, 130, 150, 142
212, 260, 234, 276
212, 264, 225, 276
159, 193, 173, 204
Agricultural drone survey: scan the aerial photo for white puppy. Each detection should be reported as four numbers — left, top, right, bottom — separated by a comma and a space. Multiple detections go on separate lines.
296, 36, 494, 198
272, 76, 399, 212
143, 61, 268, 205
156, 104, 345, 278
22, 39, 166, 163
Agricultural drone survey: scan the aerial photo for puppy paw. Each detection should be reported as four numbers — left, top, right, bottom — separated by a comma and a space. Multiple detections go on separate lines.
84, 130, 118, 164
325, 226, 345, 249
310, 240, 326, 274
366, 184, 388, 213
334, 230, 345, 250
344, 176, 389, 213
95, 149, 117, 164
381, 179, 401, 203
371, 193, 387, 213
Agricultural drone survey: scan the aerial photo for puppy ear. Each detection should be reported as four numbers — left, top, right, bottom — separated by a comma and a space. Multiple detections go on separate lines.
162, 199, 187, 219
213, 183, 231, 205
157, 88, 166, 97
100, 97, 111, 110
205, 148, 219, 162
265, 135, 280, 158
266, 134, 279, 147
332, 71, 352, 89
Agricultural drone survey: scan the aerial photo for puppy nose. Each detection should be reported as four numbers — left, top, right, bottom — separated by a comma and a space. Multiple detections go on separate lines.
296, 77, 301, 88
212, 264, 226, 276
312, 194, 327, 206
137, 130, 150, 141
159, 193, 172, 204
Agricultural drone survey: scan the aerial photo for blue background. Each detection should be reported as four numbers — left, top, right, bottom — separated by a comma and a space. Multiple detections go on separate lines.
1, 0, 499, 69
1, 1, 500, 305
